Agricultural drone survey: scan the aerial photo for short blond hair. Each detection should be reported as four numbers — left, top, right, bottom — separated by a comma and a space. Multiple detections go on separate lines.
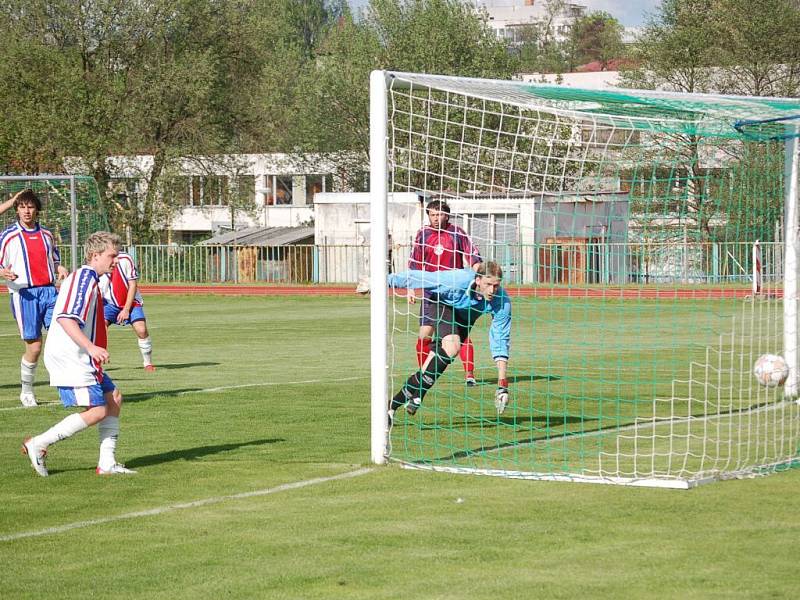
84, 231, 121, 261
476, 260, 503, 280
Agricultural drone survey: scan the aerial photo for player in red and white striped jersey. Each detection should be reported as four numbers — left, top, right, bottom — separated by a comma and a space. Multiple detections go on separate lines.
99, 251, 154, 371
0, 189, 69, 407
22, 232, 136, 477
408, 200, 483, 386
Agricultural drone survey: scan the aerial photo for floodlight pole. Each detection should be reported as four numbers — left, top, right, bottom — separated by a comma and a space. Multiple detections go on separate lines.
784, 131, 800, 398
369, 70, 389, 464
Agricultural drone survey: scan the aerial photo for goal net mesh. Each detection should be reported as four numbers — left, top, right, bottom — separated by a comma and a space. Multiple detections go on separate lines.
0, 176, 109, 267
381, 72, 800, 487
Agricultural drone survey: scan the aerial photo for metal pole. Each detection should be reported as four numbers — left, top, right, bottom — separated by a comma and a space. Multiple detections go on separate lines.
70, 176, 78, 271
783, 132, 799, 398
369, 70, 389, 464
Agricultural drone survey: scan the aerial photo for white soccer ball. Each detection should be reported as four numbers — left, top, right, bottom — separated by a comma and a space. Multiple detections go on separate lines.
753, 354, 789, 387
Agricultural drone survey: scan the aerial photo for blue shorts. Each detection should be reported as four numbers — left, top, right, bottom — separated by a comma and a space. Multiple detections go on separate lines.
104, 303, 146, 326
10, 286, 57, 340
58, 373, 116, 407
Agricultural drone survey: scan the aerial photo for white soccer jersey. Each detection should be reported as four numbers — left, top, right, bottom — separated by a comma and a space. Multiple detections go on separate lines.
0, 222, 61, 292
44, 266, 108, 387
99, 252, 143, 308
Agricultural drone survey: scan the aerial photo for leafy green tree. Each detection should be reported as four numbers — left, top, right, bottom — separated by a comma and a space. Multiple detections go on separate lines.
0, 0, 271, 241
570, 11, 625, 70
710, 0, 800, 97
256, 0, 517, 189
620, 0, 719, 93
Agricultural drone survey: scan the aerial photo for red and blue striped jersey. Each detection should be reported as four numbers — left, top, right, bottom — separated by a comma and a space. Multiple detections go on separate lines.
100, 252, 142, 309
409, 224, 482, 272
43, 266, 108, 387
0, 222, 60, 291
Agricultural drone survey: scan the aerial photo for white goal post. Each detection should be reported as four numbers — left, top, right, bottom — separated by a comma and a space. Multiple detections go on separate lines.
370, 70, 800, 487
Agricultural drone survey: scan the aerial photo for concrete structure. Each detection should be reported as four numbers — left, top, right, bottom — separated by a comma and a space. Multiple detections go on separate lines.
314, 190, 629, 284
87, 153, 360, 242
517, 70, 622, 88
476, 0, 587, 45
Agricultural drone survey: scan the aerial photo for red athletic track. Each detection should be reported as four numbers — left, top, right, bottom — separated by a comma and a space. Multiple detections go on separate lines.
0, 284, 771, 299
138, 285, 356, 296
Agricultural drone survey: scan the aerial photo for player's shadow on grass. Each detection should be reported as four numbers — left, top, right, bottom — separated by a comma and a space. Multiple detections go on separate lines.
152, 362, 221, 370
126, 438, 284, 468
123, 388, 204, 403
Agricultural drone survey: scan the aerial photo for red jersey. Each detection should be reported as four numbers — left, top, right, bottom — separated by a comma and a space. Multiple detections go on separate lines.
409, 224, 482, 272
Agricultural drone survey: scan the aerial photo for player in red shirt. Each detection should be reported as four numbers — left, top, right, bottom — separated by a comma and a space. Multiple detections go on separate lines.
0, 190, 68, 407
408, 200, 483, 385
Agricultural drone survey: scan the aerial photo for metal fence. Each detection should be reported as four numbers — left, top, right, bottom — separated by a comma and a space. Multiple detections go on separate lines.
72, 242, 782, 285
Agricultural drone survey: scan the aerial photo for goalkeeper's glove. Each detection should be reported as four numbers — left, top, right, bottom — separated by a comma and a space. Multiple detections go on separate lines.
495, 378, 509, 415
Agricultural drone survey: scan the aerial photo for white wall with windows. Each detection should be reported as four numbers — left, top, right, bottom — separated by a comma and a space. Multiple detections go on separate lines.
313, 190, 628, 284
476, 0, 587, 45
101, 153, 357, 242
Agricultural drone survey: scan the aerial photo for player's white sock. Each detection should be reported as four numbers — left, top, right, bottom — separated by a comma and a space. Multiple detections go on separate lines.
34, 413, 88, 448
21, 359, 37, 394
97, 416, 120, 471
137, 337, 153, 367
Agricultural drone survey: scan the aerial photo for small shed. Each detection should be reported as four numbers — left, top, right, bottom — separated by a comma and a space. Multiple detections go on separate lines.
199, 226, 314, 282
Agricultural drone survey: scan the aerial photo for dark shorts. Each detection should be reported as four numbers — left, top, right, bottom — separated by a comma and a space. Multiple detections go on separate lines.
424, 300, 482, 343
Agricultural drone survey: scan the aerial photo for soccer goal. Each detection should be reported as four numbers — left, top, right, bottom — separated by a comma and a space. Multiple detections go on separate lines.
0, 175, 108, 270
369, 70, 800, 488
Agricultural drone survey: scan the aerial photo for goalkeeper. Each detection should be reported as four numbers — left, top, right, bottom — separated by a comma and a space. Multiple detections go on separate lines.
388, 261, 511, 418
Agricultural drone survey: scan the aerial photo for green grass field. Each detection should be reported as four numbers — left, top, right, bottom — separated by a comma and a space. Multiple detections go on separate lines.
1, 295, 799, 599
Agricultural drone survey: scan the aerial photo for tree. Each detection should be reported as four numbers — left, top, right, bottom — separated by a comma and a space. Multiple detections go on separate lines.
569, 11, 625, 71
0, 0, 272, 241
256, 0, 517, 189
619, 0, 800, 247
620, 0, 720, 93
710, 0, 800, 97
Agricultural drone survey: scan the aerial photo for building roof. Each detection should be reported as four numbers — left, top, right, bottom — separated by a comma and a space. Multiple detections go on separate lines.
199, 226, 314, 246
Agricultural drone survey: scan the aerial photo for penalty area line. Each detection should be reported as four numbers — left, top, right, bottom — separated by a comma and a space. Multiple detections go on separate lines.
0, 376, 369, 409
0, 467, 374, 543
182, 375, 368, 394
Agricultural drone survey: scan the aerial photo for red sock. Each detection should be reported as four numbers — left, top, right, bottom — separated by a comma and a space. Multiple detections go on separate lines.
416, 338, 432, 368
460, 338, 475, 375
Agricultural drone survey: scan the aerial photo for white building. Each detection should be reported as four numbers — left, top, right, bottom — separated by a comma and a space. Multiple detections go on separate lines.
517, 70, 622, 88
314, 190, 630, 285
91, 153, 363, 243
476, 0, 587, 45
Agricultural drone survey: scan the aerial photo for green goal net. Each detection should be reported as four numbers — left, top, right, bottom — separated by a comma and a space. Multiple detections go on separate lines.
0, 175, 109, 269
370, 71, 800, 488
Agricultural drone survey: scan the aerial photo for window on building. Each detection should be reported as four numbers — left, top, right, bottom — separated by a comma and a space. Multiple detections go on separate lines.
306, 174, 333, 204
233, 175, 255, 206
263, 175, 293, 205
109, 178, 143, 206
461, 212, 521, 282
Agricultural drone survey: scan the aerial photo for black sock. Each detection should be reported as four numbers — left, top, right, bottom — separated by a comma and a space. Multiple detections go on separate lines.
390, 345, 455, 410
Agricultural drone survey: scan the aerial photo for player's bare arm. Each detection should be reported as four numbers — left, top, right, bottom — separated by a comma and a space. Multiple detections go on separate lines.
58, 316, 110, 364
118, 279, 138, 323
55, 264, 69, 281
0, 191, 21, 215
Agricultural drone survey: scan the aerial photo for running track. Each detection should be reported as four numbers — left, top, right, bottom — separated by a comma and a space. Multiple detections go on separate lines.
0, 284, 768, 299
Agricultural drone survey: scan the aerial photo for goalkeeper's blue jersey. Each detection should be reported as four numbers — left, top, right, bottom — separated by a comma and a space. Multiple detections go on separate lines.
387, 268, 511, 360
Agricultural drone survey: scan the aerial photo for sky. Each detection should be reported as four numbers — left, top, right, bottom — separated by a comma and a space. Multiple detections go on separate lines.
347, 1, 662, 28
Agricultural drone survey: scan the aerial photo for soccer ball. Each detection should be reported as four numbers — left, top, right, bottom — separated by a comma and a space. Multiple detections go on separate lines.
753, 354, 789, 387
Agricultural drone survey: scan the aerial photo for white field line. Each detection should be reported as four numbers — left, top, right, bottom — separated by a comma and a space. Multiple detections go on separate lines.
184, 375, 367, 395
0, 467, 374, 543
0, 375, 369, 411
